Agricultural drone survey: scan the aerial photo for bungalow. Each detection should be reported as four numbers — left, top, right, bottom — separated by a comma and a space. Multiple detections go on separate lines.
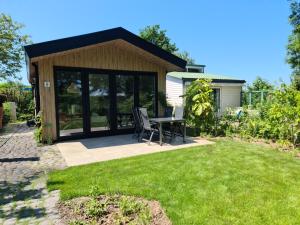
166, 64, 246, 113
24, 27, 186, 141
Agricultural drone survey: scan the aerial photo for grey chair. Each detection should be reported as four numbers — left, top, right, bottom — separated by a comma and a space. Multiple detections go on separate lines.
132, 107, 142, 140
171, 106, 185, 138
138, 107, 159, 145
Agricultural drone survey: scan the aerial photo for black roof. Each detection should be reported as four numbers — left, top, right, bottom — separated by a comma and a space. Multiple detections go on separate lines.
24, 27, 186, 69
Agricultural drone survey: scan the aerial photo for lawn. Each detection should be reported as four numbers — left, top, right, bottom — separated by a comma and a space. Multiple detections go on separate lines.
48, 140, 300, 225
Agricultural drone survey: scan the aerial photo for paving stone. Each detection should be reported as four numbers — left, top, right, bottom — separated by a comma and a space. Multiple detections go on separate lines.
0, 123, 67, 224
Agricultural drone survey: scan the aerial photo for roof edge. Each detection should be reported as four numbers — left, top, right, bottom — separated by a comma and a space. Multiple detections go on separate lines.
24, 27, 186, 69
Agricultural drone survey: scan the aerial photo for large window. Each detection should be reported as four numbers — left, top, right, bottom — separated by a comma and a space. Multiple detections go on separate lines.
55, 68, 157, 139
56, 70, 83, 137
116, 75, 135, 129
89, 73, 110, 131
212, 88, 221, 112
139, 75, 156, 117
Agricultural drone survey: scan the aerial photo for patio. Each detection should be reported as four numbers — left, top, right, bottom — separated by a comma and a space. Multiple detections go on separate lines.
56, 135, 214, 166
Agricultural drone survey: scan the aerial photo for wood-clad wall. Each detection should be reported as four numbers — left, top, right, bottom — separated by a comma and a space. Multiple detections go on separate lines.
36, 41, 168, 140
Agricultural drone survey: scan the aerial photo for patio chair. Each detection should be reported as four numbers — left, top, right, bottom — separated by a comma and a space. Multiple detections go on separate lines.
171, 106, 185, 139
174, 106, 184, 119
138, 107, 159, 145
132, 107, 142, 140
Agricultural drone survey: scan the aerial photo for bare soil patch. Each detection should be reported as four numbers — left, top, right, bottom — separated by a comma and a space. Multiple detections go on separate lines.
58, 195, 171, 225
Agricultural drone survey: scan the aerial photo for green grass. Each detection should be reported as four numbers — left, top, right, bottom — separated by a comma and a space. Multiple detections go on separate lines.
48, 140, 300, 225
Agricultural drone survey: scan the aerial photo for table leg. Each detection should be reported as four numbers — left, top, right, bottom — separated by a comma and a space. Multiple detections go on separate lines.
183, 121, 186, 143
160, 122, 163, 146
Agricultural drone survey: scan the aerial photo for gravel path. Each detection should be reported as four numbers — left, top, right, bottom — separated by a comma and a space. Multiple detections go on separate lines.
0, 123, 66, 225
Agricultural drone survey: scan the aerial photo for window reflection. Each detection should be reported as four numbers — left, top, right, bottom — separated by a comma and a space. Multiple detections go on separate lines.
116, 75, 134, 129
56, 71, 83, 136
89, 74, 110, 131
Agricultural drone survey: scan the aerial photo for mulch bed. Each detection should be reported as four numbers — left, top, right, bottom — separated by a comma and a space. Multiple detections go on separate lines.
58, 195, 172, 225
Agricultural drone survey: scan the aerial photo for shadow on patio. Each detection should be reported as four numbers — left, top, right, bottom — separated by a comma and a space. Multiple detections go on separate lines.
56, 134, 214, 167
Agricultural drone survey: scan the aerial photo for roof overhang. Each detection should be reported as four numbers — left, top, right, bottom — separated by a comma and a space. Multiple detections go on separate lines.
24, 27, 187, 82
182, 78, 246, 84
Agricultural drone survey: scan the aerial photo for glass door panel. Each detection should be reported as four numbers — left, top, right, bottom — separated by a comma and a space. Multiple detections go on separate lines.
116, 75, 134, 129
56, 70, 83, 137
139, 75, 155, 117
89, 73, 110, 132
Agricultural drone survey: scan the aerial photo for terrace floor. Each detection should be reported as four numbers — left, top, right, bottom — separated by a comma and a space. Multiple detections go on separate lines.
56, 134, 214, 166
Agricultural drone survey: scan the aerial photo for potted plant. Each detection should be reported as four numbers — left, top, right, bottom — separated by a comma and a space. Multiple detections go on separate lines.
0, 94, 7, 129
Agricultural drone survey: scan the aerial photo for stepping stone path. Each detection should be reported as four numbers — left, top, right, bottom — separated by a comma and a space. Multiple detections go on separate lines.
0, 123, 67, 225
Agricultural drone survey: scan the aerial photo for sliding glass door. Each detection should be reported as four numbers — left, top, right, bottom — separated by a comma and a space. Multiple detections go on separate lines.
55, 67, 157, 139
89, 73, 110, 132
116, 74, 135, 129
56, 70, 83, 137
138, 75, 156, 117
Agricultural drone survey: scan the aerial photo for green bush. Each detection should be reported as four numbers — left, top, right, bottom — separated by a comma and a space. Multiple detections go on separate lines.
85, 198, 106, 217
183, 79, 215, 134
219, 84, 300, 146
0, 82, 34, 121
3, 103, 11, 125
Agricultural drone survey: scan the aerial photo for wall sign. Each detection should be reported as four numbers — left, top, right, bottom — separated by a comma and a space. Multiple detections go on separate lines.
44, 81, 50, 88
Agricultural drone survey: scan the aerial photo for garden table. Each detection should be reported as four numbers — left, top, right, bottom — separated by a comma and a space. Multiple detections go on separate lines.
150, 117, 186, 146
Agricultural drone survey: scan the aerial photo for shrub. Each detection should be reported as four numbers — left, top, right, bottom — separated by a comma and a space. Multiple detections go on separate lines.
0, 82, 34, 121
183, 79, 215, 133
119, 197, 143, 216
2, 103, 12, 126
85, 199, 106, 217
220, 83, 300, 146
34, 112, 52, 144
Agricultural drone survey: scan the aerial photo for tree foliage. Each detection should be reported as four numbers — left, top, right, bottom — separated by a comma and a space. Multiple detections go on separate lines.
243, 76, 274, 107
0, 82, 34, 121
183, 79, 214, 132
287, 0, 300, 90
175, 51, 195, 64
247, 76, 274, 92
139, 25, 178, 53
0, 13, 31, 80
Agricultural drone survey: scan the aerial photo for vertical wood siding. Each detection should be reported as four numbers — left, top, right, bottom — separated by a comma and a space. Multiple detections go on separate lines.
37, 42, 168, 140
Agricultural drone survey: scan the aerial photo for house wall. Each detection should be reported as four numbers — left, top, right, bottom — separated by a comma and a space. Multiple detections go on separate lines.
212, 84, 243, 113
166, 75, 183, 106
166, 79, 243, 114
36, 42, 168, 141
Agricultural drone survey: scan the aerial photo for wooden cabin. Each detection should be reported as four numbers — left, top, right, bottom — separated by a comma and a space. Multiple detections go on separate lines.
24, 27, 186, 141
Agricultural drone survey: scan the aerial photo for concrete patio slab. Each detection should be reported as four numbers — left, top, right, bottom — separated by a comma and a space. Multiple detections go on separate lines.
56, 135, 214, 166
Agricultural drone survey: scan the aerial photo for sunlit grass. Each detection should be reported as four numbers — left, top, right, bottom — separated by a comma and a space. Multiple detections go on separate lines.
48, 140, 300, 225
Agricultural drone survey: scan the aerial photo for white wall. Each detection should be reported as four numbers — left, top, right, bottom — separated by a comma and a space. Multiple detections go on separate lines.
166, 77, 243, 113
213, 84, 243, 113
166, 75, 183, 106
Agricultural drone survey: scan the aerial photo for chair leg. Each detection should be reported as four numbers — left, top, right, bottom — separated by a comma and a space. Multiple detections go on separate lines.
148, 131, 154, 145
139, 129, 144, 142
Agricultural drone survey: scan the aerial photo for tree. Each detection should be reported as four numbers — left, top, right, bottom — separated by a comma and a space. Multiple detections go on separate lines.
243, 76, 274, 107
287, 0, 300, 90
247, 76, 274, 92
175, 51, 195, 64
183, 79, 214, 133
0, 13, 31, 80
139, 25, 178, 53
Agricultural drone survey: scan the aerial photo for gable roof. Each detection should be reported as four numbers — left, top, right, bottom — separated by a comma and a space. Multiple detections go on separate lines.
24, 27, 186, 69
167, 72, 245, 83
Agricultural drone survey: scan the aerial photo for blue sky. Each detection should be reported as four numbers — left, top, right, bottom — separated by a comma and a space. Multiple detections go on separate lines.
0, 0, 293, 85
